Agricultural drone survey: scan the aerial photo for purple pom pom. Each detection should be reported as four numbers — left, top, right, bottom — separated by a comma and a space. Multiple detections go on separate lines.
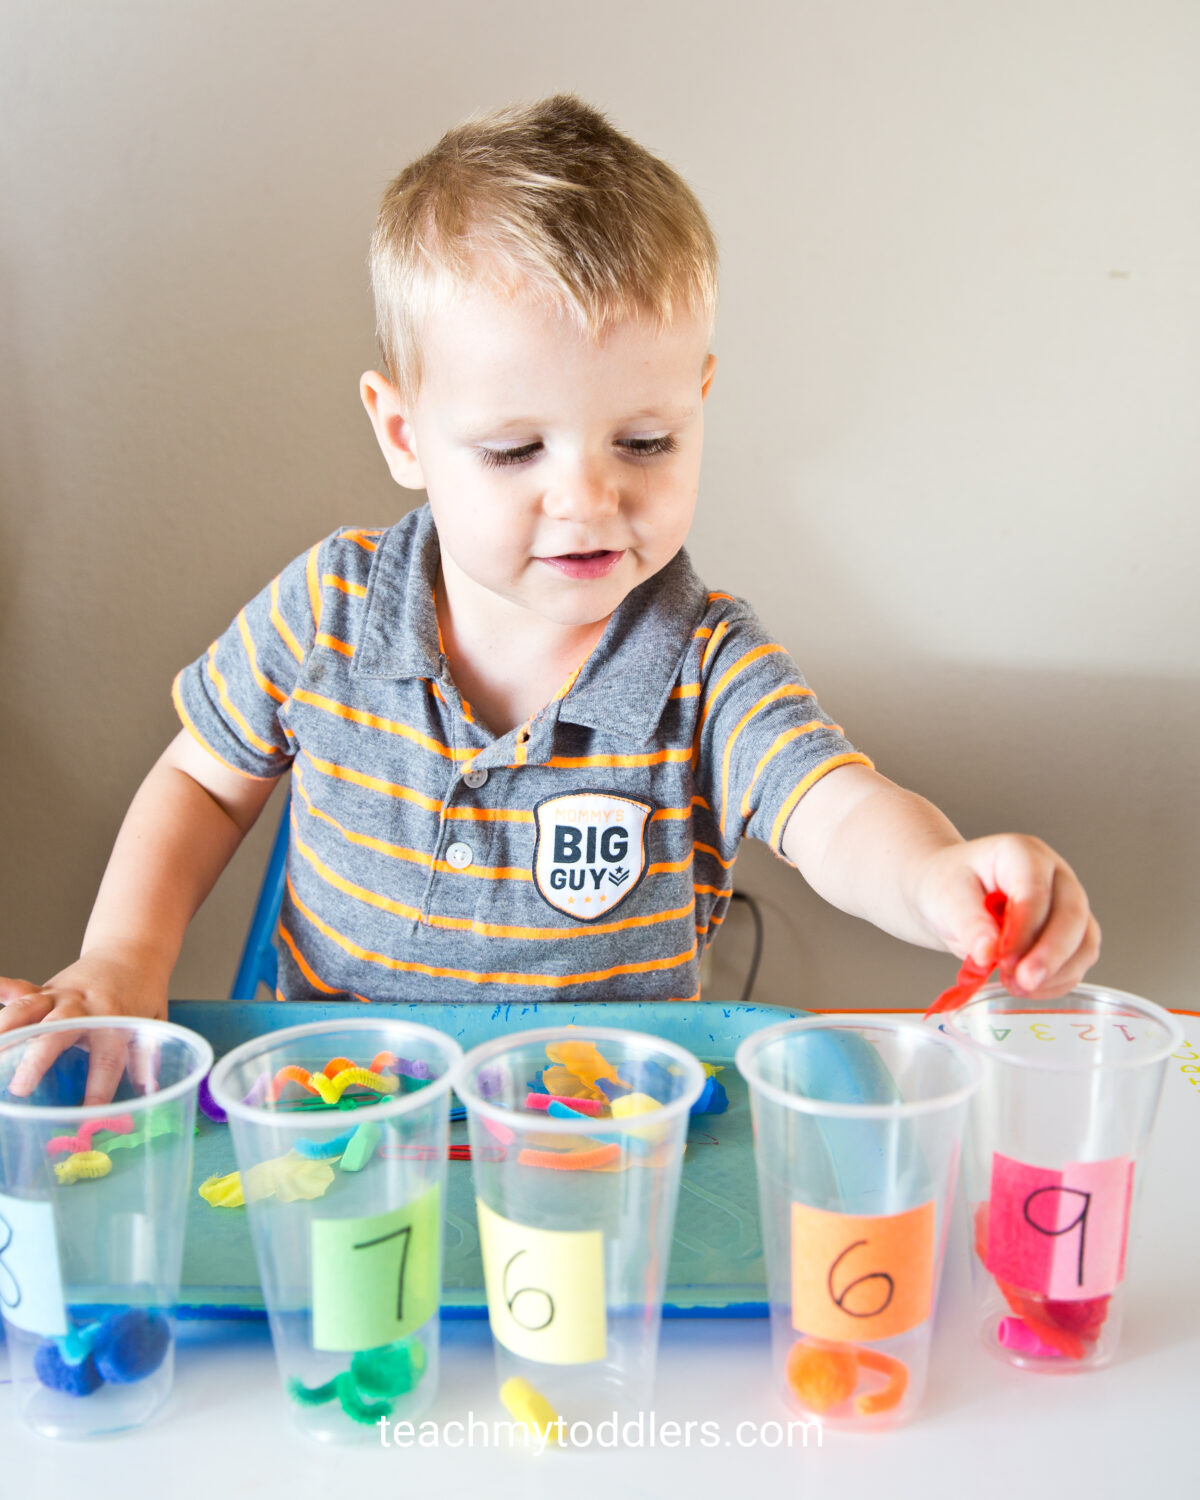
198, 1072, 227, 1123
34, 1342, 104, 1396
92, 1309, 171, 1384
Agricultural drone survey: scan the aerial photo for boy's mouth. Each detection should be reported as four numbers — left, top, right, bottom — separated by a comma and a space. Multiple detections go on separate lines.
539, 549, 625, 580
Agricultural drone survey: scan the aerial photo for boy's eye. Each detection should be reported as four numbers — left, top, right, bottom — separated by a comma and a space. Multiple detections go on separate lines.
476, 434, 679, 470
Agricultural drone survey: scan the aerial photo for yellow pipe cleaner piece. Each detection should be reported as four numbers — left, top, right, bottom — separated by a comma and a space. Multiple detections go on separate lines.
499, 1376, 560, 1440
308, 1067, 399, 1104
54, 1150, 112, 1184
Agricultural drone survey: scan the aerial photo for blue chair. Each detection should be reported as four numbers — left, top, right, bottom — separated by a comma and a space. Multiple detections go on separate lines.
230, 808, 290, 1000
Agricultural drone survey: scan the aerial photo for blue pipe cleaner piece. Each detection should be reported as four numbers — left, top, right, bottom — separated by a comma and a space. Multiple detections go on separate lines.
92, 1309, 171, 1384
622, 1060, 676, 1101
594, 1078, 632, 1102
527, 1070, 546, 1094
34, 1341, 104, 1396
294, 1128, 356, 1159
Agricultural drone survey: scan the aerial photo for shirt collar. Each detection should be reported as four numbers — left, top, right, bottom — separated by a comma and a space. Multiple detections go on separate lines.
353, 503, 710, 744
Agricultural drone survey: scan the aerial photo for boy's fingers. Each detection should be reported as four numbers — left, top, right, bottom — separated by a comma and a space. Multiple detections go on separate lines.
934, 872, 1009, 968
999, 866, 1094, 994
83, 1029, 131, 1107
0, 982, 52, 1033
7, 1015, 89, 1098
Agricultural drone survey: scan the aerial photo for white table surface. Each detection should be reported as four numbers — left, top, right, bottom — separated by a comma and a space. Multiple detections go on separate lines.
4, 1016, 1198, 1500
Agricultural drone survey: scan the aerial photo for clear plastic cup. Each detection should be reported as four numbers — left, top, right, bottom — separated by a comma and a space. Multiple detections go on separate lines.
737, 1017, 982, 1430
452, 1026, 705, 1437
945, 983, 1183, 1372
0, 1016, 213, 1438
207, 1018, 462, 1442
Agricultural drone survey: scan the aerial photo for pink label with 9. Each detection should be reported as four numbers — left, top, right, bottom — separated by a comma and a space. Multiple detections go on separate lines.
985, 1152, 1134, 1300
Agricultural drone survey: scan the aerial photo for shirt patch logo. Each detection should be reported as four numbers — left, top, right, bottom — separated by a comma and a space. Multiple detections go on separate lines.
533, 792, 655, 922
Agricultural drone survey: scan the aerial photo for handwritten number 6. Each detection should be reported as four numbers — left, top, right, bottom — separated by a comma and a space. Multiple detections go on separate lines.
0, 1213, 20, 1313
828, 1239, 895, 1320
503, 1250, 555, 1332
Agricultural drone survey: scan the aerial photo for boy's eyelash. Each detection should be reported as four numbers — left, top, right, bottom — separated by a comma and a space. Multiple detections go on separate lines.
478, 435, 678, 470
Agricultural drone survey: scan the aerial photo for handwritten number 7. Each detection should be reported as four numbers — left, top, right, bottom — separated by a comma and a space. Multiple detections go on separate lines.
1023, 1187, 1091, 1287
353, 1224, 412, 1321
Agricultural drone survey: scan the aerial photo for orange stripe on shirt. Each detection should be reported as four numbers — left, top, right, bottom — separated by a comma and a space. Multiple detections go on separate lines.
322, 573, 367, 598
741, 725, 859, 823
237, 608, 287, 705
694, 841, 737, 870
291, 687, 475, 760
670, 683, 701, 699
292, 769, 531, 881
340, 529, 381, 552
695, 644, 788, 754
270, 576, 305, 664
700, 619, 729, 672
299, 749, 444, 812
768, 751, 875, 849
305, 544, 322, 638
288, 875, 697, 987
316, 633, 355, 658
171, 673, 279, 782
546, 748, 691, 769
205, 643, 284, 758
718, 686, 818, 834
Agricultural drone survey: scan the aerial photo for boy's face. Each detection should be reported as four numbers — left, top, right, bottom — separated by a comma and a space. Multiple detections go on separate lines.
361, 281, 716, 635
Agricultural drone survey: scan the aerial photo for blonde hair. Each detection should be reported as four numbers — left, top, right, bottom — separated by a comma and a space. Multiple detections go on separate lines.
369, 94, 718, 400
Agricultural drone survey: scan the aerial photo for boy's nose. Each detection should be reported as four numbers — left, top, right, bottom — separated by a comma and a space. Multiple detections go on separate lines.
542, 456, 620, 523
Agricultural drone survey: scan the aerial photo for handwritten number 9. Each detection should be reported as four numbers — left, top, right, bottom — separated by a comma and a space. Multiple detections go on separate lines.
503, 1250, 555, 1332
0, 1213, 20, 1313
1023, 1187, 1091, 1287
353, 1224, 412, 1321
827, 1239, 895, 1320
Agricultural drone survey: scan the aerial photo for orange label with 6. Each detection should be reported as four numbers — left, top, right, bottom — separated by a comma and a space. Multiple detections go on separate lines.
790, 1200, 935, 1342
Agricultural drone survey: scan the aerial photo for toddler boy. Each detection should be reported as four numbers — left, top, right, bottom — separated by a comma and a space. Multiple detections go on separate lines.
0, 96, 1098, 1095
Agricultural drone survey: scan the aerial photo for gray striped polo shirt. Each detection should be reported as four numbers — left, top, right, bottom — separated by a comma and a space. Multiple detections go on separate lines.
174, 504, 870, 1003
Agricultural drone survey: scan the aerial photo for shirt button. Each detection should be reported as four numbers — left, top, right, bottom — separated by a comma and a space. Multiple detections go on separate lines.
445, 841, 474, 870
463, 766, 488, 789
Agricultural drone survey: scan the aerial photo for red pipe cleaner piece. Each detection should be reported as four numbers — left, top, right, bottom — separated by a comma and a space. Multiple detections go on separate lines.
925, 889, 1009, 1017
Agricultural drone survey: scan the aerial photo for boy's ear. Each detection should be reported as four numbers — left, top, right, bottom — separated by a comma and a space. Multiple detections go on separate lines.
700, 353, 717, 401
359, 372, 426, 489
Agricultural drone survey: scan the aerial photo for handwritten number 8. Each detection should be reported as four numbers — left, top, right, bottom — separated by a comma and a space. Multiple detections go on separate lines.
503, 1250, 555, 1332
0, 1213, 20, 1313
828, 1239, 895, 1320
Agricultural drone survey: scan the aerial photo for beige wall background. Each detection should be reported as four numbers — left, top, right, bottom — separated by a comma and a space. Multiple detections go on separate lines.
2, 1, 1196, 1013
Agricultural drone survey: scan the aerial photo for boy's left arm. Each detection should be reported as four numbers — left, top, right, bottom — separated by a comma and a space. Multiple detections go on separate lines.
780, 763, 1100, 998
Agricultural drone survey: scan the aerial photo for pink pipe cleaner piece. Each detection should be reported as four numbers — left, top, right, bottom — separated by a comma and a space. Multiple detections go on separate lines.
997, 1316, 1066, 1358
46, 1115, 136, 1156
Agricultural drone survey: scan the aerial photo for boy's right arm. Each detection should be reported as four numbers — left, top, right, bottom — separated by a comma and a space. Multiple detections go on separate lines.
0, 730, 279, 1098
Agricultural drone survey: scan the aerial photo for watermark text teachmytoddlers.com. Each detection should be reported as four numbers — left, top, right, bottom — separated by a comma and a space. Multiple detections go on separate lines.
378, 1410, 822, 1456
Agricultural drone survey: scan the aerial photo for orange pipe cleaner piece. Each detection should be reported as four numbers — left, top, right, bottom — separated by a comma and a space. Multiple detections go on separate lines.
517, 1144, 621, 1171
267, 1065, 319, 1102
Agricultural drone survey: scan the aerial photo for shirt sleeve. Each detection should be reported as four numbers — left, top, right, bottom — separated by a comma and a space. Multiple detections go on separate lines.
691, 601, 873, 857
171, 538, 327, 779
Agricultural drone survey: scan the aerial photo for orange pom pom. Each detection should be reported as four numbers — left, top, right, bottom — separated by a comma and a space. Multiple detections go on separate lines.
785, 1341, 858, 1413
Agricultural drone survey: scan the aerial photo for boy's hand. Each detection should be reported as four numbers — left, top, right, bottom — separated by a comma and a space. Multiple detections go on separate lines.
0, 946, 169, 1104
914, 835, 1100, 999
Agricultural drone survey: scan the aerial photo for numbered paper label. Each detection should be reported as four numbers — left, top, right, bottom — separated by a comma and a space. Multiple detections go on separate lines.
476, 1198, 605, 1364
310, 1184, 439, 1352
790, 1199, 935, 1342
986, 1152, 1133, 1299
0, 1193, 68, 1337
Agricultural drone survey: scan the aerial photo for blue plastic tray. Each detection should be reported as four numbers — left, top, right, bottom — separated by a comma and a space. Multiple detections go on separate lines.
170, 999, 810, 1320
